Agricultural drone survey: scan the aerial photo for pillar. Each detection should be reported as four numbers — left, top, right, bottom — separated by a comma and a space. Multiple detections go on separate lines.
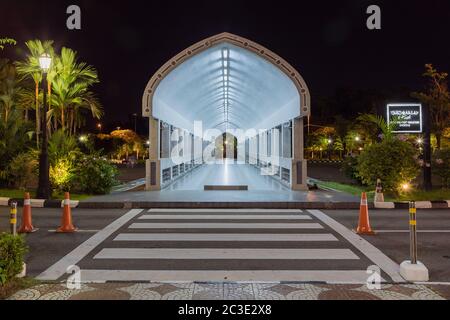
291, 117, 308, 191
145, 116, 161, 191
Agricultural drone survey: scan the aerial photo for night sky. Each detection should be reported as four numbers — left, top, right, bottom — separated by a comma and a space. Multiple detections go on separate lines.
2, 0, 450, 128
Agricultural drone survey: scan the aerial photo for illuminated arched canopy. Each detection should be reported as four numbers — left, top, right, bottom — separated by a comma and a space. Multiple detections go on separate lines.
143, 33, 311, 132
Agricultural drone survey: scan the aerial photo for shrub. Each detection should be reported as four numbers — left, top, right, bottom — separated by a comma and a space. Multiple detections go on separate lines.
432, 149, 450, 188
0, 233, 28, 285
48, 129, 79, 166
50, 157, 75, 193
6, 152, 38, 189
72, 154, 118, 194
356, 139, 420, 193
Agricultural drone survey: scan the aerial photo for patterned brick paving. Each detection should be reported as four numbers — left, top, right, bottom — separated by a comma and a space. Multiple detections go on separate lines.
7, 283, 446, 300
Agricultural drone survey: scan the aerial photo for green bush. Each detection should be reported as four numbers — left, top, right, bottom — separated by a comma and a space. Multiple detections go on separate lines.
72, 154, 118, 194
356, 139, 420, 193
6, 152, 38, 189
432, 149, 450, 188
48, 129, 79, 166
0, 233, 28, 285
50, 157, 75, 193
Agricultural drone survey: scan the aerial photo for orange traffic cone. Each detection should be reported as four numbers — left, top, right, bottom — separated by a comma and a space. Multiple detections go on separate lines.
19, 193, 38, 233
56, 192, 77, 233
356, 192, 376, 235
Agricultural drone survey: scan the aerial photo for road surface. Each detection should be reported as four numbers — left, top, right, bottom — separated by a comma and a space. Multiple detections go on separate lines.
1, 207, 448, 284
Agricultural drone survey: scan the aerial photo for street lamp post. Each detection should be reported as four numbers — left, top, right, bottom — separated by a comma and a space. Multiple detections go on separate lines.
36, 53, 52, 199
327, 139, 333, 160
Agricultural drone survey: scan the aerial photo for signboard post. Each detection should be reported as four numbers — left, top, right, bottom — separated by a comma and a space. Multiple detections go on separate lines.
386, 103, 432, 191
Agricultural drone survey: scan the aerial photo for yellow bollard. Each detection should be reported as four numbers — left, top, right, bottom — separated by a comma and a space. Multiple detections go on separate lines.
10, 201, 17, 236
409, 201, 418, 264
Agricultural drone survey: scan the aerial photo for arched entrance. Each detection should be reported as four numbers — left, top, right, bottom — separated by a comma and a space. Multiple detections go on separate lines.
142, 32, 311, 191
216, 133, 238, 160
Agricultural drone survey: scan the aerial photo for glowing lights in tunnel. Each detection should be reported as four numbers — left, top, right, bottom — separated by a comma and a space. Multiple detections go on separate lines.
222, 48, 231, 131
151, 43, 302, 132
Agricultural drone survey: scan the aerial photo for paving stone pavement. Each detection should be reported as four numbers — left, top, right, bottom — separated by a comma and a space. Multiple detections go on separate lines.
7, 283, 447, 300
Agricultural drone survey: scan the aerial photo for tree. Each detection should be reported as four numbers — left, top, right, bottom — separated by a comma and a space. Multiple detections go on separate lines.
0, 60, 22, 124
356, 139, 420, 193
344, 130, 363, 155
0, 38, 16, 50
110, 129, 145, 160
48, 129, 79, 165
16, 40, 54, 147
0, 111, 34, 185
412, 64, 450, 150
432, 149, 450, 188
334, 115, 351, 156
50, 47, 102, 135
306, 126, 336, 159
356, 114, 399, 142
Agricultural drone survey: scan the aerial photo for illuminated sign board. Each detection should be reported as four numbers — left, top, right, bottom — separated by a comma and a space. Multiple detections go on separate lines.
387, 103, 423, 133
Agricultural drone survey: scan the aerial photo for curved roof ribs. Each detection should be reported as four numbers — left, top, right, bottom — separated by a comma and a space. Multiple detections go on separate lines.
143, 32, 311, 122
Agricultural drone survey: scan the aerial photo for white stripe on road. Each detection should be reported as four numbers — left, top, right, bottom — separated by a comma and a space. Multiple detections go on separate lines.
414, 281, 450, 286
48, 230, 101, 233
129, 223, 323, 229
139, 215, 312, 220
94, 248, 359, 260
79, 269, 381, 284
148, 209, 303, 213
376, 230, 450, 233
308, 210, 405, 283
114, 233, 339, 242
36, 209, 144, 281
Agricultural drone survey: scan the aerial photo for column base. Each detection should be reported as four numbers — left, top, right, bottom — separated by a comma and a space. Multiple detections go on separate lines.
400, 260, 429, 282
145, 159, 161, 191
291, 159, 308, 191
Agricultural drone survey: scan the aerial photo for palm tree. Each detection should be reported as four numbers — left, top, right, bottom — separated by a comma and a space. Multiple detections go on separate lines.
334, 115, 351, 156
50, 47, 102, 135
0, 38, 16, 50
69, 91, 103, 135
357, 114, 399, 142
16, 40, 54, 147
0, 110, 34, 178
0, 60, 23, 124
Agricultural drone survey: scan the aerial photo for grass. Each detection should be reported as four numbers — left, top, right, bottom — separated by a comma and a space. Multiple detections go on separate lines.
0, 189, 92, 201
52, 192, 92, 201
314, 181, 376, 200
0, 277, 41, 300
390, 189, 450, 202
314, 181, 450, 202
0, 189, 36, 199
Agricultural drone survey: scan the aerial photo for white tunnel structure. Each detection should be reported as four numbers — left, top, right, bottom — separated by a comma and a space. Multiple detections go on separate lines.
142, 33, 311, 191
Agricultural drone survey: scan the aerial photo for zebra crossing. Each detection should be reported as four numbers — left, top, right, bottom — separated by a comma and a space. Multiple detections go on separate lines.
37, 208, 404, 284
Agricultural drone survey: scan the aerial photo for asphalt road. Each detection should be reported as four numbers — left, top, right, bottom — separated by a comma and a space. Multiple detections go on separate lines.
0, 207, 448, 283
0, 208, 128, 277
324, 209, 450, 282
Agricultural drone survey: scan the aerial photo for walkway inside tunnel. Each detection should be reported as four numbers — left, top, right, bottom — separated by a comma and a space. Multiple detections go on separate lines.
142, 33, 311, 193
165, 160, 291, 191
